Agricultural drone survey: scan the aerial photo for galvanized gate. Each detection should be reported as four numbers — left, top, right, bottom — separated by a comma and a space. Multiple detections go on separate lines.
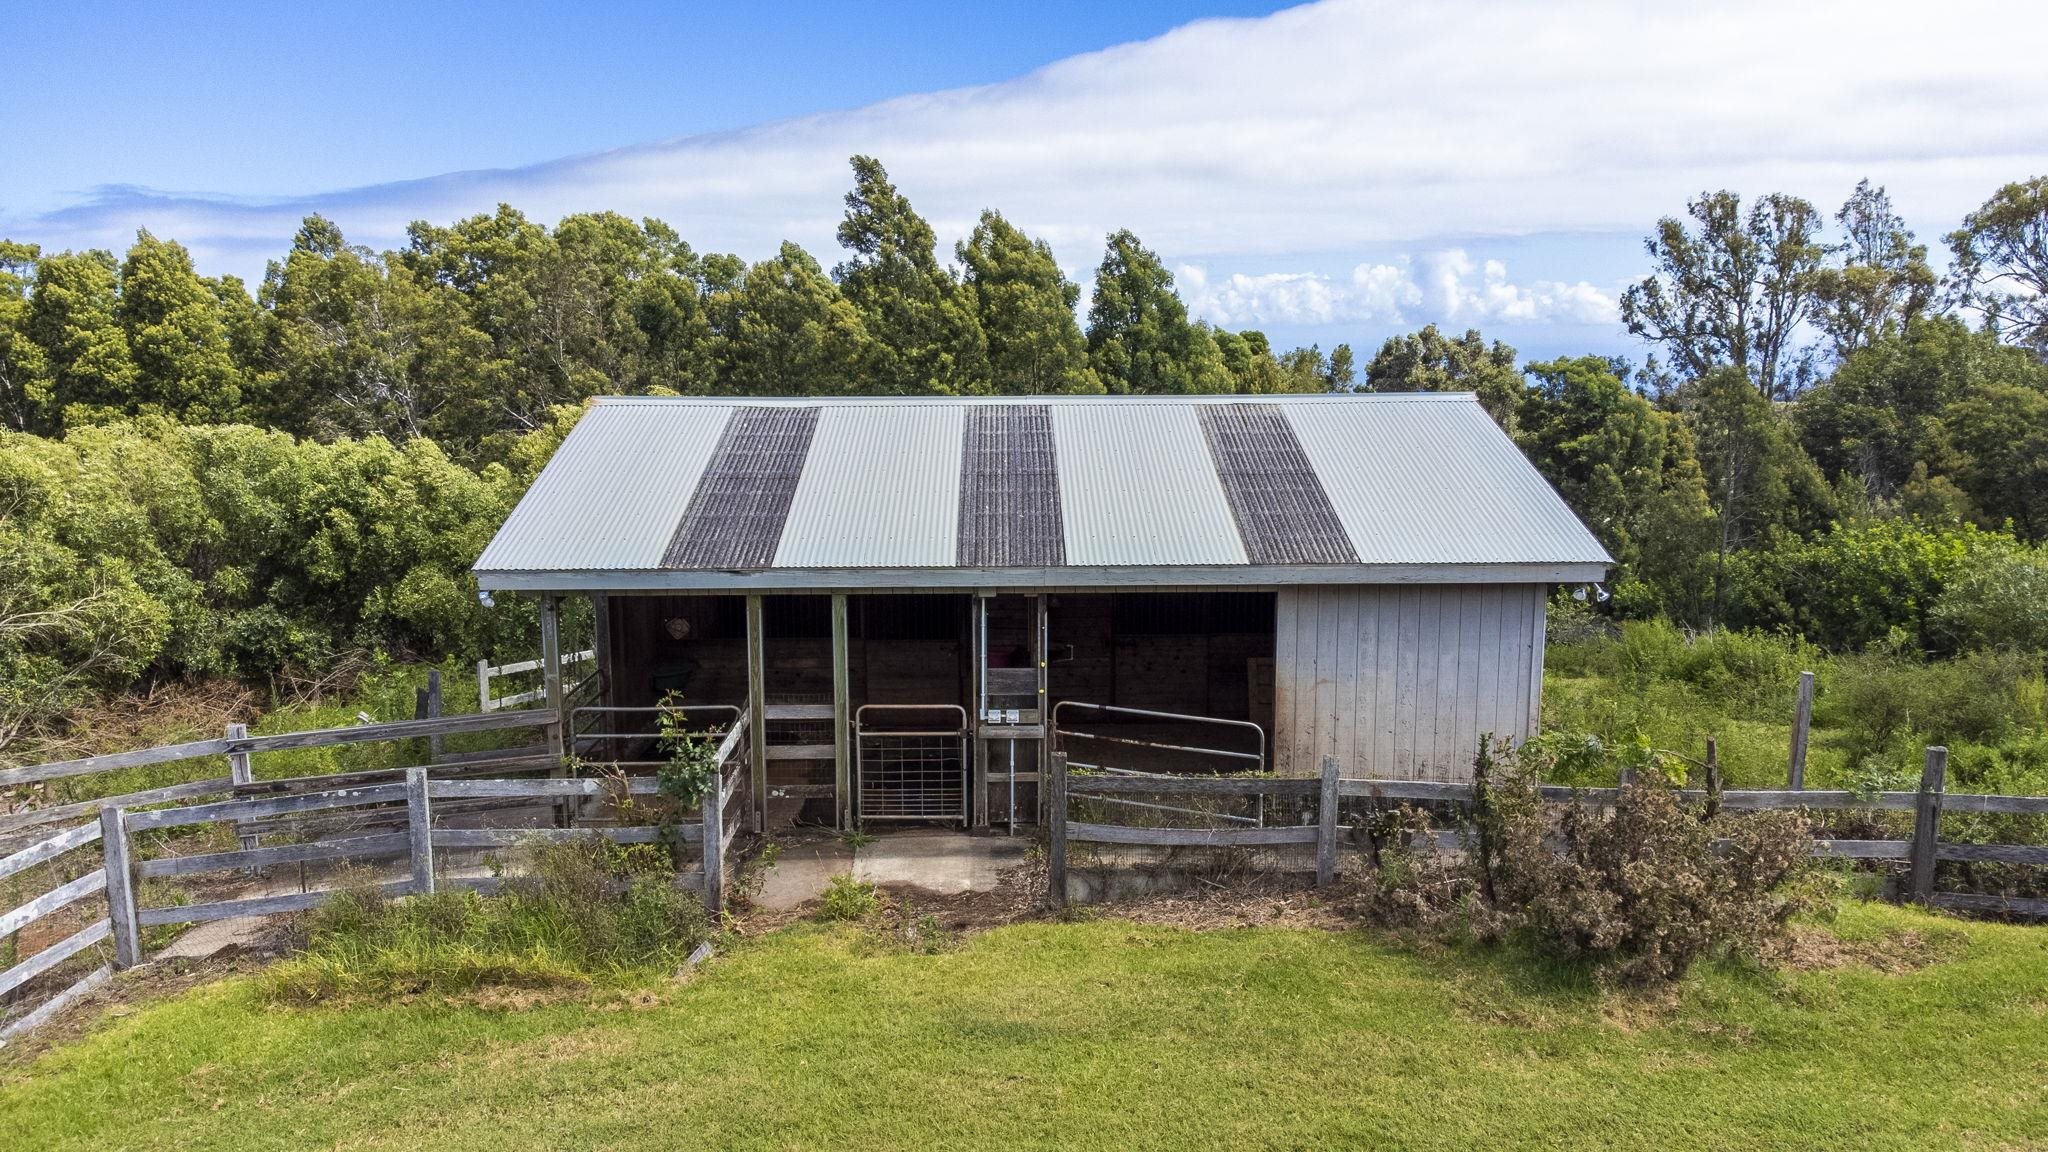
854, 704, 970, 825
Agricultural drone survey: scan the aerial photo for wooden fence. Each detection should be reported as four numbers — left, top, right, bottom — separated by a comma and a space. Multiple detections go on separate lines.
1044, 748, 2048, 917
0, 707, 750, 1043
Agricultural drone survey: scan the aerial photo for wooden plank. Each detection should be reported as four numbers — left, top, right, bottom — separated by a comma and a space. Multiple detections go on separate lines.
432, 826, 677, 849
125, 781, 408, 831
1316, 756, 1339, 887
236, 708, 550, 755
0, 918, 111, 999
1811, 839, 1912, 860
138, 833, 410, 879
1271, 589, 1299, 777
1929, 892, 2048, 918
1936, 843, 2048, 865
541, 594, 566, 764
1788, 670, 1814, 790
100, 805, 140, 968
0, 776, 236, 836
832, 593, 851, 831
1340, 779, 1474, 802
764, 743, 838, 761
1046, 753, 1068, 908
1940, 793, 2048, 815
226, 721, 257, 855
1064, 821, 1321, 847
1521, 584, 1545, 739
0, 821, 101, 883
1910, 746, 1948, 904
0, 868, 107, 938
1070, 775, 1319, 797
0, 964, 111, 1043
427, 777, 657, 799
138, 880, 415, 928
406, 766, 434, 895
765, 703, 836, 721
0, 737, 232, 788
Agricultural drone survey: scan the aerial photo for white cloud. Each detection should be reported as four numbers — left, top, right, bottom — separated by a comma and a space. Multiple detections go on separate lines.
11, 0, 2046, 313
1178, 252, 1613, 329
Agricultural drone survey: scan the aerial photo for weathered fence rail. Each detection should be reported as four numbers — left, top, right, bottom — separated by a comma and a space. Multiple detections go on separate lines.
1, 705, 751, 1043
1045, 746, 2048, 916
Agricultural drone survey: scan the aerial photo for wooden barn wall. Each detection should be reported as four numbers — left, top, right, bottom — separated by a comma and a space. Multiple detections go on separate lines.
1273, 584, 1545, 780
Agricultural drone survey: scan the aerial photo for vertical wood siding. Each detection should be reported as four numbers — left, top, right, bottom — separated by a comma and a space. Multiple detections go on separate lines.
1273, 585, 1546, 779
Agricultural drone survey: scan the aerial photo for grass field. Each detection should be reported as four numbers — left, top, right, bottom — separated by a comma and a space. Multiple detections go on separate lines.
4, 901, 2045, 1151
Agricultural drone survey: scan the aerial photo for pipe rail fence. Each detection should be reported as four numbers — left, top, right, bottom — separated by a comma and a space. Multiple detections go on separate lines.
1044, 747, 2048, 917
1, 706, 752, 1044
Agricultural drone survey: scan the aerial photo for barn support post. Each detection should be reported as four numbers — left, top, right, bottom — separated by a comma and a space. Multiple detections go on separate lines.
745, 594, 767, 833
831, 593, 852, 831
1788, 670, 1814, 790
540, 594, 565, 765
592, 593, 613, 712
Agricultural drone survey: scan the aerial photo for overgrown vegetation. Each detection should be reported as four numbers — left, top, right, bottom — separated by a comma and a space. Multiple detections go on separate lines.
816, 873, 881, 922
264, 837, 708, 1002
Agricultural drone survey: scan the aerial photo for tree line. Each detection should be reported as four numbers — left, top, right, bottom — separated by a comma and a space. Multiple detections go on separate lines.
3, 160, 2048, 748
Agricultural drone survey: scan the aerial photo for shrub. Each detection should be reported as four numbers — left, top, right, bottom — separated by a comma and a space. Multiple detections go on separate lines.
817, 873, 880, 922
266, 836, 709, 1002
1932, 546, 2048, 655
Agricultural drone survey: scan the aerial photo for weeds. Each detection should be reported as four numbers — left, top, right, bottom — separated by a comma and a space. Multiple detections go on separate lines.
817, 874, 881, 922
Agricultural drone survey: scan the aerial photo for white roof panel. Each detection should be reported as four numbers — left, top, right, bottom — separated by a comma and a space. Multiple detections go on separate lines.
1051, 402, 1248, 567
774, 403, 964, 568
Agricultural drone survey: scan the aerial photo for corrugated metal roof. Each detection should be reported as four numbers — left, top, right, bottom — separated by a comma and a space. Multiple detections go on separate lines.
774, 403, 963, 568
475, 401, 733, 572
1283, 397, 1607, 565
1052, 402, 1248, 567
474, 393, 1612, 588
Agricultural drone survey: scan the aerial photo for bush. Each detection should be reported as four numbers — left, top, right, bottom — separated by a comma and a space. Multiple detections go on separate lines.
817, 873, 881, 922
1824, 645, 2038, 764
1933, 547, 2048, 654
266, 836, 709, 1002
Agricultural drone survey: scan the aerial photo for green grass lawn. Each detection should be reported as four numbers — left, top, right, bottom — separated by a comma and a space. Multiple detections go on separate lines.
4, 902, 2046, 1151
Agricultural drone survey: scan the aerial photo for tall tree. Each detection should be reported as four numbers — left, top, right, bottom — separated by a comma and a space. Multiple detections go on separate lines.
955, 210, 1099, 394
709, 243, 874, 396
25, 249, 135, 426
1361, 324, 1521, 427
1084, 229, 1231, 394
1620, 191, 1831, 400
1810, 181, 1935, 360
0, 241, 52, 432
1325, 342, 1356, 391
1947, 175, 2048, 357
834, 156, 986, 394
117, 230, 244, 423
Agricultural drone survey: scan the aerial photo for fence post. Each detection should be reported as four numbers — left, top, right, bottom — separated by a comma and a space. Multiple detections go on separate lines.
1046, 752, 1068, 909
1316, 756, 1340, 887
701, 769, 725, 915
477, 658, 494, 713
1702, 736, 1722, 820
1789, 670, 1814, 790
406, 766, 435, 895
99, 806, 142, 969
1908, 746, 1948, 904
226, 722, 258, 856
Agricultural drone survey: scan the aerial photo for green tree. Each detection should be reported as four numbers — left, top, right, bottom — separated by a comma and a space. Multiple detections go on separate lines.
1518, 357, 1717, 619
955, 210, 1099, 394
709, 243, 873, 396
1325, 342, 1356, 391
833, 156, 986, 394
0, 241, 52, 432
1362, 324, 1521, 427
1809, 181, 1935, 361
26, 249, 135, 426
1621, 191, 1831, 400
117, 230, 244, 423
1946, 175, 2048, 356
1084, 229, 1231, 394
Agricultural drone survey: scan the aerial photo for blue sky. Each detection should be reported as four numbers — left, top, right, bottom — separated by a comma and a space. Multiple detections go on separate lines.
6, 0, 2045, 364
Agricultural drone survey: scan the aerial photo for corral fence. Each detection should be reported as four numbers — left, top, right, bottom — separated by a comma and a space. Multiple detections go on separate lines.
1044, 747, 2048, 918
0, 706, 749, 1043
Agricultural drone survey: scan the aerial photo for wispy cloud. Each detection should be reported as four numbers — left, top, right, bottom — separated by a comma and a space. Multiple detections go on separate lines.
8, 0, 2044, 336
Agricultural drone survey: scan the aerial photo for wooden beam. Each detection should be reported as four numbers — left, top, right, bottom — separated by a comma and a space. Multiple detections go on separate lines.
746, 593, 767, 833
1046, 752, 1067, 908
832, 593, 851, 831
540, 593, 565, 766
1909, 746, 1948, 904
592, 592, 614, 711
99, 806, 141, 969
1316, 755, 1340, 887
1788, 670, 1814, 790
406, 766, 435, 895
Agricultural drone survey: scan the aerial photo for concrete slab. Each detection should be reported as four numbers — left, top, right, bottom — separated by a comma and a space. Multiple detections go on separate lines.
853, 829, 1029, 896
753, 837, 855, 911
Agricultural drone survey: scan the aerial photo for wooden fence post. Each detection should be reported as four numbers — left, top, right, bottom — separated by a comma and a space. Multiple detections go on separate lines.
406, 766, 435, 895
540, 595, 565, 767
701, 770, 725, 915
1702, 736, 1723, 820
476, 658, 494, 712
1046, 752, 1068, 909
226, 722, 257, 855
1316, 755, 1340, 887
99, 806, 141, 969
1789, 670, 1814, 790
1908, 746, 1948, 904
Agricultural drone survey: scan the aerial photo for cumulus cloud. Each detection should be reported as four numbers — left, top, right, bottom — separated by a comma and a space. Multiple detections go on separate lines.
1179, 252, 1613, 329
9, 0, 2045, 317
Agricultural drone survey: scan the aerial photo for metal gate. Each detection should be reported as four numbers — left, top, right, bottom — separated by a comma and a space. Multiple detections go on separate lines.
855, 704, 969, 825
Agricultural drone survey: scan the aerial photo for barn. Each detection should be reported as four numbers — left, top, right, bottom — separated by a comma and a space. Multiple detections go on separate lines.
472, 393, 1610, 832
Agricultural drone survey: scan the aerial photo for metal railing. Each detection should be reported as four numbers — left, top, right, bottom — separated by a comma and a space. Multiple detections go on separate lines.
569, 704, 742, 768
1051, 701, 1269, 826
855, 705, 969, 825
